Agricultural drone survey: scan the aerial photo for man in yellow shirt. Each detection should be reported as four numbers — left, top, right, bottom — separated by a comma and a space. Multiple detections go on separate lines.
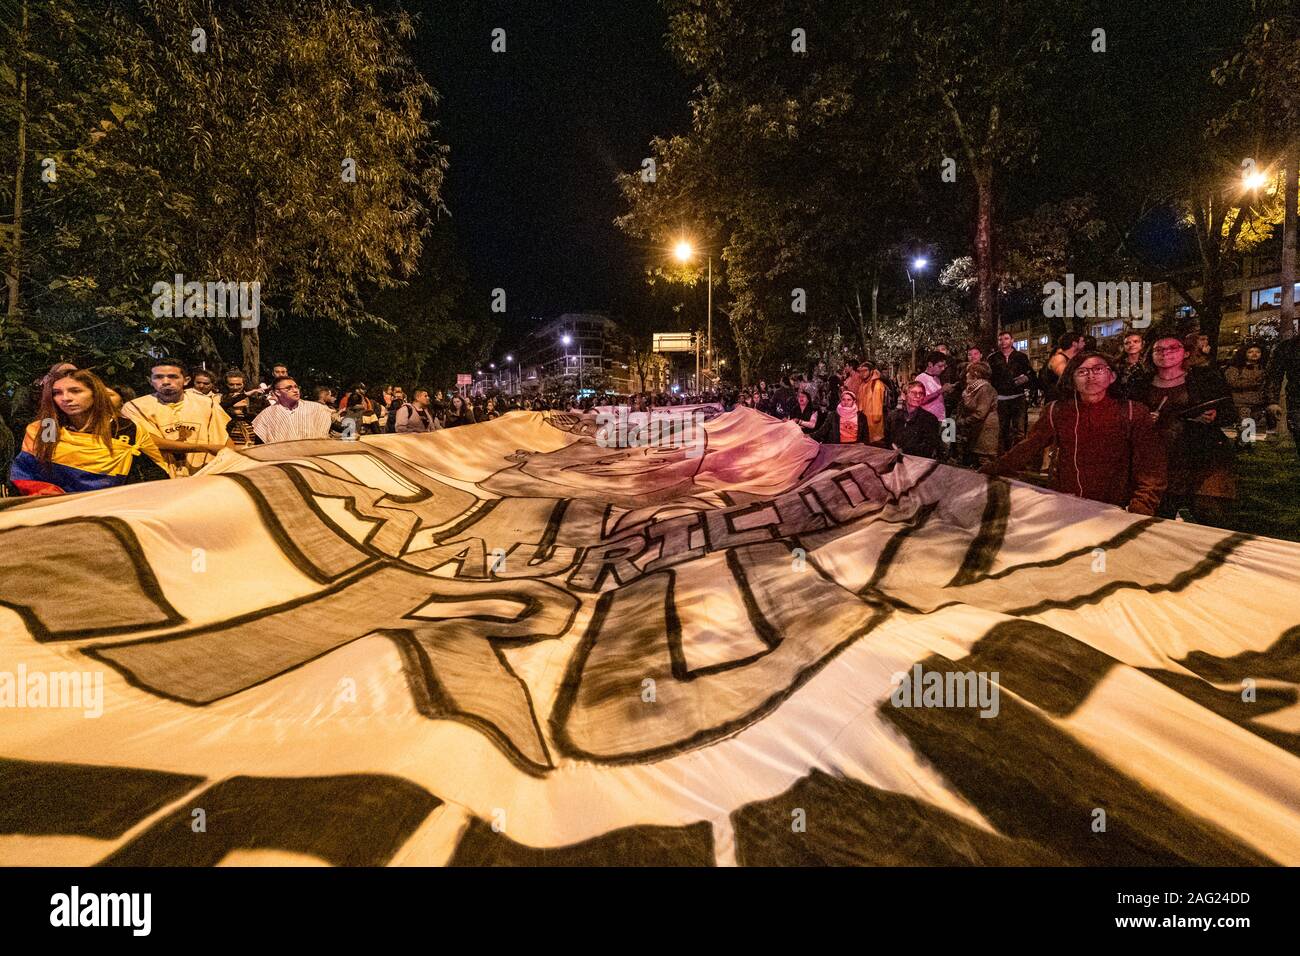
122, 359, 234, 477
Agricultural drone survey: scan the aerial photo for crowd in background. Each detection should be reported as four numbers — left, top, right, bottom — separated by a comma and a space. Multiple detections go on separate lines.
3, 324, 1297, 534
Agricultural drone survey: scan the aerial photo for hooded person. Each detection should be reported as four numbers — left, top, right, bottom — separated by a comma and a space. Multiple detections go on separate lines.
855, 363, 889, 445
814, 388, 870, 444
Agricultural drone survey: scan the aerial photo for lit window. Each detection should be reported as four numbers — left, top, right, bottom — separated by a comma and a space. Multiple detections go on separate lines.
1250, 283, 1300, 311
1014, 339, 1029, 352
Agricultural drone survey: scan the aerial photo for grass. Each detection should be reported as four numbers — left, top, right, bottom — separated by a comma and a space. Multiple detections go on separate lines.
1006, 409, 1300, 543
1228, 432, 1300, 543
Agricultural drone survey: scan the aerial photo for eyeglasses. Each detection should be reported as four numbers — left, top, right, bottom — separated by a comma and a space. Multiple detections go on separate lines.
1151, 346, 1184, 355
1073, 366, 1112, 377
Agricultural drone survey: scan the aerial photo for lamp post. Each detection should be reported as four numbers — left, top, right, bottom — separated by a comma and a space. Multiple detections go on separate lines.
906, 257, 928, 376
505, 354, 514, 395
674, 240, 713, 388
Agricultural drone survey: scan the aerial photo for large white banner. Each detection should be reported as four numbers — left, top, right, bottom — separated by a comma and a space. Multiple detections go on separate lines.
1, 408, 1297, 865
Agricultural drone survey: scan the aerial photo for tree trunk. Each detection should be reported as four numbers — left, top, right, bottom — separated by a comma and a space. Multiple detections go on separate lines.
870, 261, 880, 361
6, 0, 28, 317
1201, 260, 1225, 355
1282, 138, 1298, 340
242, 325, 260, 383
974, 167, 997, 343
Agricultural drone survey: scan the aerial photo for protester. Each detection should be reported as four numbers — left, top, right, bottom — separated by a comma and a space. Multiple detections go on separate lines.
956, 345, 984, 393
10, 368, 169, 495
913, 351, 950, 422
384, 386, 407, 433
815, 388, 869, 444
933, 343, 960, 417
790, 388, 820, 435
252, 377, 334, 443
1225, 344, 1270, 440
1039, 332, 1085, 403
444, 394, 476, 428
187, 369, 218, 401
984, 351, 1166, 514
221, 369, 268, 447
395, 389, 437, 433
990, 331, 1035, 452
886, 382, 943, 459
1267, 334, 1300, 459
1141, 331, 1235, 524
1113, 330, 1150, 400
956, 361, 1000, 467
122, 358, 233, 476
853, 363, 888, 444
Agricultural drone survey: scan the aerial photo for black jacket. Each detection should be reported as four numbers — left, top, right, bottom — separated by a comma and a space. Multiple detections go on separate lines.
990, 348, 1035, 398
886, 407, 942, 459
1268, 336, 1300, 406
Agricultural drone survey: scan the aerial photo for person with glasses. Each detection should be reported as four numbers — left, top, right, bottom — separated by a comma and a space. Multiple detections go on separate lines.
983, 351, 1166, 514
1140, 330, 1236, 524
251, 377, 335, 443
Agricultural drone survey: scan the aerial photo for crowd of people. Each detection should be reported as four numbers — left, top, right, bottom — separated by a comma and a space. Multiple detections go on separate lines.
3, 325, 1297, 530
735, 325, 1299, 528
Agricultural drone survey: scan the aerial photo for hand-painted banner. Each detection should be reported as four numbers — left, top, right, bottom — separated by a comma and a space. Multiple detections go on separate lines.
1, 409, 1297, 866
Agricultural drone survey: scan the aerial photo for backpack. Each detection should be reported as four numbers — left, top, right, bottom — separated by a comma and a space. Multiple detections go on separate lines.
385, 403, 400, 433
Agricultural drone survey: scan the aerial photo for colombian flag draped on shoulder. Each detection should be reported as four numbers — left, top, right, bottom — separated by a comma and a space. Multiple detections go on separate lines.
9, 420, 167, 497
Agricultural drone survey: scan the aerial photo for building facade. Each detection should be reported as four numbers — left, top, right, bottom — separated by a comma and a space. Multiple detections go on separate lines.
515, 313, 635, 395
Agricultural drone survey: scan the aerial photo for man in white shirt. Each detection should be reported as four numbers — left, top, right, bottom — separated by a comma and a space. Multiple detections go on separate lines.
914, 351, 950, 422
123, 359, 234, 477
252, 377, 334, 443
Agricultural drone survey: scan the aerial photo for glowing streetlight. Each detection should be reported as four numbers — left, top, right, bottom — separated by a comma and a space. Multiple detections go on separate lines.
1243, 170, 1268, 191
672, 237, 713, 388
561, 333, 572, 346
913, 257, 928, 270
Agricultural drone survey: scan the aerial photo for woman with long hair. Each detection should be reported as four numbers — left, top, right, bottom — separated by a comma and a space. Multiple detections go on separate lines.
1141, 331, 1236, 524
791, 388, 820, 435
444, 394, 476, 428
1225, 342, 1270, 441
10, 369, 169, 495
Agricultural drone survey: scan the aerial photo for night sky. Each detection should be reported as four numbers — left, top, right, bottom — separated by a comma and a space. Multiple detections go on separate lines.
412, 1, 692, 343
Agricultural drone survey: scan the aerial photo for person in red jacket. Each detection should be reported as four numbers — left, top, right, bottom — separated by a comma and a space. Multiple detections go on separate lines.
982, 351, 1167, 515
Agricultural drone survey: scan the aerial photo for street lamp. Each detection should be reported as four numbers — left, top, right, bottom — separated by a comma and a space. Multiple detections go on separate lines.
505, 354, 514, 395
561, 332, 581, 391
1243, 169, 1268, 191
906, 256, 929, 376
674, 238, 713, 390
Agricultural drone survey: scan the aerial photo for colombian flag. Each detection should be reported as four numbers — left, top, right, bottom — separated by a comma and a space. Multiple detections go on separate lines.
9, 420, 168, 496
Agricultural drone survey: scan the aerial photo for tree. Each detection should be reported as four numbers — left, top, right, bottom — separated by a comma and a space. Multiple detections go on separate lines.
1215, 0, 1300, 339
0, 0, 450, 390
133, 0, 449, 381
617, 0, 925, 384
881, 0, 1086, 343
